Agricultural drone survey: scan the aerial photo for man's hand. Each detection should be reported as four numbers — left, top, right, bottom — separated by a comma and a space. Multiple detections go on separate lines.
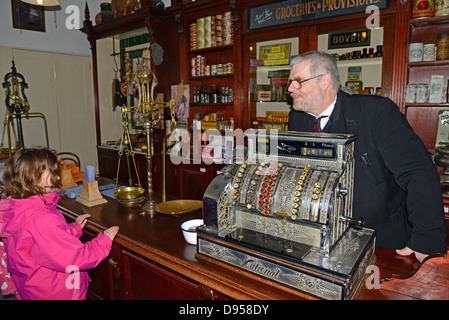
396, 247, 428, 263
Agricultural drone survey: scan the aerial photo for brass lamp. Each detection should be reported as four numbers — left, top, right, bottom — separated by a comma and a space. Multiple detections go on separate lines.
20, 0, 61, 6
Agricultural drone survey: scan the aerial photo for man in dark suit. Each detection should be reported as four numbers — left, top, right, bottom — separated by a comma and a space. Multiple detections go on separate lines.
288, 51, 447, 261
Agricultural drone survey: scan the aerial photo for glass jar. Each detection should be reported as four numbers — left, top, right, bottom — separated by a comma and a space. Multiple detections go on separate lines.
95, 2, 114, 25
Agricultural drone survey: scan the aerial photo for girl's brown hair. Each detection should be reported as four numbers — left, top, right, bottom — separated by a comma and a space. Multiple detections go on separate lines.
3, 147, 61, 199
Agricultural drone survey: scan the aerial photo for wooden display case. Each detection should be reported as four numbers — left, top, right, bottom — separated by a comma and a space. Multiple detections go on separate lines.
405, 15, 449, 151
177, 0, 241, 129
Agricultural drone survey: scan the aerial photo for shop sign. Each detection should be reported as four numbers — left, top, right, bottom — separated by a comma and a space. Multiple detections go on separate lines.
328, 29, 371, 48
248, 0, 388, 30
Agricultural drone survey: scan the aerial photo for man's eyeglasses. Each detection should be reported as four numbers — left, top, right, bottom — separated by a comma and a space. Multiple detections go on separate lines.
286, 74, 324, 90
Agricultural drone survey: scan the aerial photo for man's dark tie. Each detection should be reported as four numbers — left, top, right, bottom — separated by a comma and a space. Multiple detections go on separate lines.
314, 116, 328, 133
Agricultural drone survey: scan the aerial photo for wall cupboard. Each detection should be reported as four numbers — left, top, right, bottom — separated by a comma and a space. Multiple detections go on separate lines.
405, 15, 449, 151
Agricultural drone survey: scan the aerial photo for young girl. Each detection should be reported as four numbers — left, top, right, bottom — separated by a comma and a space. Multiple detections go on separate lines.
0, 147, 119, 300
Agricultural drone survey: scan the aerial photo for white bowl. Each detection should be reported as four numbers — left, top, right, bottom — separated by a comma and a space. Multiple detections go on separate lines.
180, 219, 203, 245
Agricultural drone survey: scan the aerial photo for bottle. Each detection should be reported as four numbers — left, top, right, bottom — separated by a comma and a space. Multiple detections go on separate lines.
215, 85, 220, 104
204, 85, 209, 103
200, 85, 204, 103
210, 85, 215, 103
229, 88, 234, 103
374, 45, 383, 57
193, 87, 198, 103
361, 48, 368, 59
222, 87, 227, 104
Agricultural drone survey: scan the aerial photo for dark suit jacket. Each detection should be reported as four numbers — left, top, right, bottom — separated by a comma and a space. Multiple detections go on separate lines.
288, 90, 447, 254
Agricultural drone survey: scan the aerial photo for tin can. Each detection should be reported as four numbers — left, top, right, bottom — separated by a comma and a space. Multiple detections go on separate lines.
217, 64, 223, 75
415, 83, 429, 103
405, 84, 417, 103
190, 23, 197, 50
365, 87, 375, 94
411, 0, 435, 19
204, 16, 212, 48
423, 44, 436, 61
197, 18, 204, 49
225, 62, 234, 74
408, 42, 423, 62
211, 64, 217, 75
435, 0, 449, 15
205, 65, 210, 76
165, 120, 174, 146
191, 58, 197, 77
437, 34, 449, 60
447, 79, 449, 102
211, 16, 216, 47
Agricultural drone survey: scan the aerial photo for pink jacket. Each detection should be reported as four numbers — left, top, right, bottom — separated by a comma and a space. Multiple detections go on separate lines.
0, 191, 112, 300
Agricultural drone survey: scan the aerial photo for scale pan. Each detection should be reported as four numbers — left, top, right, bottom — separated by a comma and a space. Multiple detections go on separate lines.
114, 187, 145, 200
155, 200, 202, 216
1, 147, 18, 154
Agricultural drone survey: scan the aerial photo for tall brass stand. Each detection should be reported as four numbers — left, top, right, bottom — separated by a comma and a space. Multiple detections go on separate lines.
142, 120, 156, 215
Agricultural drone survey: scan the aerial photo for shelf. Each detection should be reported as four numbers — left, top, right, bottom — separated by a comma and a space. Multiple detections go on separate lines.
337, 56, 383, 67
188, 44, 234, 54
408, 60, 449, 67
191, 103, 234, 107
189, 74, 233, 80
253, 100, 289, 103
410, 15, 449, 28
405, 103, 449, 107
253, 65, 290, 71
80, 6, 163, 40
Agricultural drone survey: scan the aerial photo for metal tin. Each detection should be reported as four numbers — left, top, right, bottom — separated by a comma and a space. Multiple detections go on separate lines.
191, 58, 197, 77
211, 64, 217, 75
409, 42, 423, 62
196, 18, 204, 49
405, 84, 417, 103
415, 83, 429, 103
447, 79, 449, 102
411, 0, 435, 19
190, 23, 197, 50
217, 64, 223, 75
423, 44, 436, 61
437, 34, 449, 60
435, 0, 449, 15
204, 16, 212, 48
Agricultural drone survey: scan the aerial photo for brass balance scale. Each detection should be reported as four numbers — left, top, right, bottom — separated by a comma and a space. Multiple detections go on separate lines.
1, 61, 49, 155
115, 50, 201, 216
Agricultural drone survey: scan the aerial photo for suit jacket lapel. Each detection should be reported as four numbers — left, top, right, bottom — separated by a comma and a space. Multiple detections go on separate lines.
322, 91, 345, 133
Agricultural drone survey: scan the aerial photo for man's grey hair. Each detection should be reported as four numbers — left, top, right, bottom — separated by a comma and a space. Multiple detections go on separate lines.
290, 51, 341, 90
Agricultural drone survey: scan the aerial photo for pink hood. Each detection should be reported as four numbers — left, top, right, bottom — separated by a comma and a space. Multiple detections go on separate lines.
0, 191, 112, 300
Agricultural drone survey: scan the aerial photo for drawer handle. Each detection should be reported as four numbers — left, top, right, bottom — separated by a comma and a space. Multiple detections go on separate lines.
108, 258, 120, 279
108, 258, 118, 269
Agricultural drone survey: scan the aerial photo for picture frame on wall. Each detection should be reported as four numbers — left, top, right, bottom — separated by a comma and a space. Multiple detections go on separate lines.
11, 0, 46, 32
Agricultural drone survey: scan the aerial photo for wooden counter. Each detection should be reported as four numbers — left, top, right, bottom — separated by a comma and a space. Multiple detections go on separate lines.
59, 178, 449, 300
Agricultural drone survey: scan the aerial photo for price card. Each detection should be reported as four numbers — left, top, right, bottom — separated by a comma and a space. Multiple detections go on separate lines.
436, 110, 449, 148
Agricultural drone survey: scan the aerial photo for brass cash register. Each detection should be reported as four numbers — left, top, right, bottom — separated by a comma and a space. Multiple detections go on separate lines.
197, 131, 376, 300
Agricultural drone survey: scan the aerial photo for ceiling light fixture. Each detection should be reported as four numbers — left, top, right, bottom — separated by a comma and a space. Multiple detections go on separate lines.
20, 0, 61, 6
